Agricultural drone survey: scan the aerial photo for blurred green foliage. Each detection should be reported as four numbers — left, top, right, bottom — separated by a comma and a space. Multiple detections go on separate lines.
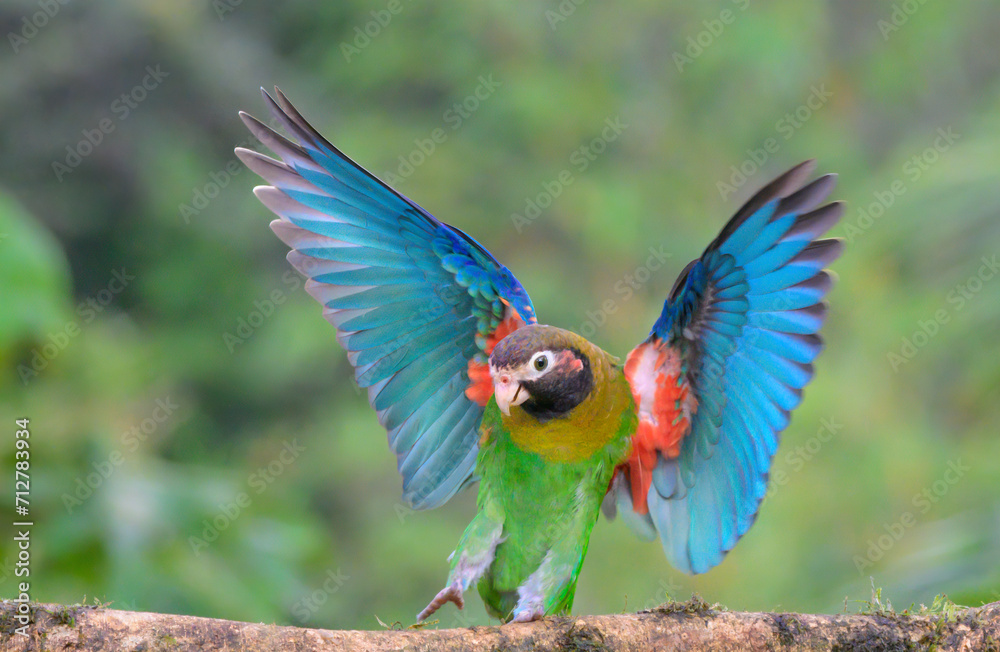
2, 0, 999, 629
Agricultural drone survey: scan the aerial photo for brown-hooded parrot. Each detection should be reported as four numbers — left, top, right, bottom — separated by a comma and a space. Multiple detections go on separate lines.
236, 88, 843, 623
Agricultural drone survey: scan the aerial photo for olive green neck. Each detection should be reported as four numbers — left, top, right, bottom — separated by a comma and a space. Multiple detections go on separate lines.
502, 341, 633, 463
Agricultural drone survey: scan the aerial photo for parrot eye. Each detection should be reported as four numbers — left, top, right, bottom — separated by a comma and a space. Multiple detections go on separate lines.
529, 352, 552, 374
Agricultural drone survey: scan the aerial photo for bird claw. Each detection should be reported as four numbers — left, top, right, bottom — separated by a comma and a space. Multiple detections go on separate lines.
507, 602, 545, 623
416, 583, 464, 622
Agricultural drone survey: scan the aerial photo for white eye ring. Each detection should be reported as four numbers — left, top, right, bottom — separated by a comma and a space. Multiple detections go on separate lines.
527, 351, 554, 377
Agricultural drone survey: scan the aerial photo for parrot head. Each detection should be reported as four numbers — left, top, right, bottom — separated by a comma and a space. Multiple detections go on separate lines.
489, 324, 594, 421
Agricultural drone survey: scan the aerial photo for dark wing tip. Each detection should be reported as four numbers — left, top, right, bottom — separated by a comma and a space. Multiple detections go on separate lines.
761, 160, 818, 202
774, 173, 839, 219
788, 158, 817, 178
711, 160, 828, 252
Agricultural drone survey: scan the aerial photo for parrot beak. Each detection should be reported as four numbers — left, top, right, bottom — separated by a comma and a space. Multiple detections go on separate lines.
493, 372, 528, 416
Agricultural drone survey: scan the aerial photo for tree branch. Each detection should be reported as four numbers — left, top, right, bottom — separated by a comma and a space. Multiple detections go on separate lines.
3, 599, 999, 651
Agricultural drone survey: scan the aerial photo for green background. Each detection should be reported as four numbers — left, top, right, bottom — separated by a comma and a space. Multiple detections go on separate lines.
2, 0, 999, 629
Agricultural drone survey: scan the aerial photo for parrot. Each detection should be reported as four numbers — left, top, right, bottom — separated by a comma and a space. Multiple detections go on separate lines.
236, 88, 843, 623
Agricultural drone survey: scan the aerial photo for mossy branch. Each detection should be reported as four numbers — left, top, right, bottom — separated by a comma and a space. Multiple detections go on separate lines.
3, 599, 999, 651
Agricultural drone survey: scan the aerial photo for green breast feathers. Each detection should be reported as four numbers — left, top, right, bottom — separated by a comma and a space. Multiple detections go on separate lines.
417, 325, 637, 622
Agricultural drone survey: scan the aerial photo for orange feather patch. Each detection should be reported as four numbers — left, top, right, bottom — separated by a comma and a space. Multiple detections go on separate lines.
464, 305, 527, 406
622, 340, 698, 514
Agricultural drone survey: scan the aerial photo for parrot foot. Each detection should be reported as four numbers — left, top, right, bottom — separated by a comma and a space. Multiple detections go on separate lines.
508, 596, 545, 623
416, 583, 464, 622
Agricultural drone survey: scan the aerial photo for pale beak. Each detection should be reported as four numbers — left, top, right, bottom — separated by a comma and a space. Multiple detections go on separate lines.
493, 373, 529, 416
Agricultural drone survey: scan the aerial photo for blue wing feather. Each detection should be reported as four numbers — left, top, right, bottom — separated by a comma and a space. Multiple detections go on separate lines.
617, 161, 843, 574
238, 89, 536, 509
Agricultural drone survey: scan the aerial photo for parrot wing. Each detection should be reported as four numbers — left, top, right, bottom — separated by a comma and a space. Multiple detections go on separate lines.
236, 88, 536, 510
613, 160, 843, 573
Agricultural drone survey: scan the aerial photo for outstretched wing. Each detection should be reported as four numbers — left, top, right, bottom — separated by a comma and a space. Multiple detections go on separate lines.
611, 161, 843, 573
236, 88, 536, 510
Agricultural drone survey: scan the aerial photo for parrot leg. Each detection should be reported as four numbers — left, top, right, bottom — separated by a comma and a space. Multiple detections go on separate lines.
507, 549, 575, 623
416, 509, 504, 622
416, 584, 464, 622
509, 595, 545, 623
508, 489, 595, 623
